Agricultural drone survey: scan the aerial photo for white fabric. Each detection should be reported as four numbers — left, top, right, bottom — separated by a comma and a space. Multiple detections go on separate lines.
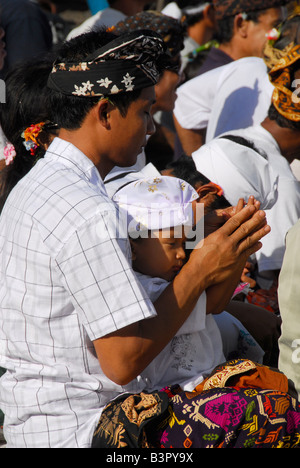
193, 125, 300, 272
174, 57, 274, 143
136, 273, 225, 392
113, 176, 198, 234
290, 159, 300, 181
214, 312, 264, 364
105, 151, 146, 181
227, 126, 300, 272
192, 135, 279, 210
161, 2, 182, 19
0, 137, 157, 448
67, 8, 126, 40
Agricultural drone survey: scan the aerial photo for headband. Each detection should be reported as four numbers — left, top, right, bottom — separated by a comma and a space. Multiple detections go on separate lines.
47, 30, 166, 97
269, 44, 300, 122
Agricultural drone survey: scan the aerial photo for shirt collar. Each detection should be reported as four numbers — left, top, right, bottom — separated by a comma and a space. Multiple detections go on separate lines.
45, 137, 107, 195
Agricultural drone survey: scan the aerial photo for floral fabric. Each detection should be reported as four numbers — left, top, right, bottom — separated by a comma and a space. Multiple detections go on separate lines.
92, 359, 300, 449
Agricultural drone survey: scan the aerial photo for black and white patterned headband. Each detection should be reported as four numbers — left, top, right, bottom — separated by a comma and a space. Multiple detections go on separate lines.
47, 30, 166, 97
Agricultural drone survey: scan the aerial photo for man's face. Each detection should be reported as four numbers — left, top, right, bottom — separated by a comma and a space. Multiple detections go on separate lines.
246, 7, 284, 57
107, 86, 156, 168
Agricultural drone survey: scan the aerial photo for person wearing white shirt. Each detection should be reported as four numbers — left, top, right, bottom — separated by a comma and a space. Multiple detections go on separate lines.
174, 56, 275, 154
173, 0, 286, 155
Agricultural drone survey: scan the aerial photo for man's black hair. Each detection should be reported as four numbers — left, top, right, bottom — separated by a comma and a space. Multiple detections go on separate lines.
268, 103, 300, 131
165, 153, 211, 187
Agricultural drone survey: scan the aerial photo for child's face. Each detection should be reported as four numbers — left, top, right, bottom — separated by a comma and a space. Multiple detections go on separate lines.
131, 227, 187, 282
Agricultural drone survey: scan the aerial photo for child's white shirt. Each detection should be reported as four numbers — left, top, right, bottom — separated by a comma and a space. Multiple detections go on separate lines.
135, 272, 225, 392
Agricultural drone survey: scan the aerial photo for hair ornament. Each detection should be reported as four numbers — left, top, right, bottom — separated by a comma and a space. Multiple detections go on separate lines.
266, 27, 281, 42
3, 143, 16, 166
21, 122, 46, 156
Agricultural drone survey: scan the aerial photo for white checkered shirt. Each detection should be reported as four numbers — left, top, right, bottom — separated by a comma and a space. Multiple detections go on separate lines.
0, 138, 156, 448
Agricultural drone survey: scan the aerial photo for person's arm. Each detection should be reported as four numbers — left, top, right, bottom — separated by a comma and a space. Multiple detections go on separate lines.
93, 205, 270, 385
173, 115, 206, 155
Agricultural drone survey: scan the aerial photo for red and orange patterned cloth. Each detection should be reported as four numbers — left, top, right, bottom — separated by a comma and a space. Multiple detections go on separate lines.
92, 359, 300, 448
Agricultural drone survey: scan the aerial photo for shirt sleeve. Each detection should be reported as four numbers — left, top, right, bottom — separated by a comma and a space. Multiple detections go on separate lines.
55, 210, 157, 340
173, 68, 220, 130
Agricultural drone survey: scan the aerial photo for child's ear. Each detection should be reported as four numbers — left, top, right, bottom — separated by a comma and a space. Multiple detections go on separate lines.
196, 182, 221, 202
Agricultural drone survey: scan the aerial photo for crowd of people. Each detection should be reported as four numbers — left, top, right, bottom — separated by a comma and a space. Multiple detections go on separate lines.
1, 0, 300, 449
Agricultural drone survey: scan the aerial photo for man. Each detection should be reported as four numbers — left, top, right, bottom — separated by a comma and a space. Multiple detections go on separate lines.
0, 28, 270, 448
104, 9, 186, 188
67, 0, 151, 39
173, 0, 287, 155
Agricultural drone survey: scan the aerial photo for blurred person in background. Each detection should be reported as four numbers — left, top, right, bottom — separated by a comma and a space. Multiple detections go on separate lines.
0, 0, 53, 80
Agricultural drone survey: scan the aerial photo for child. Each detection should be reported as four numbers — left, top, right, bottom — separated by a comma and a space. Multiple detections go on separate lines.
114, 175, 263, 392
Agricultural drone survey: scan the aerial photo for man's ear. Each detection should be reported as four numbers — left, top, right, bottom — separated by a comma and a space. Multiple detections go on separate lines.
96, 98, 112, 129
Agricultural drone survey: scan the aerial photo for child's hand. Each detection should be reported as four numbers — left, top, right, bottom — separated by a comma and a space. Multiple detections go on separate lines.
223, 196, 261, 218
203, 197, 260, 237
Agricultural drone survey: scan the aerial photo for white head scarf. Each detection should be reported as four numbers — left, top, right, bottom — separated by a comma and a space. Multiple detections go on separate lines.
113, 176, 199, 235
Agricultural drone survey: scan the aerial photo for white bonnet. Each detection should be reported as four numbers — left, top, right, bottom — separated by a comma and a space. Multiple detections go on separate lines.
113, 176, 199, 235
